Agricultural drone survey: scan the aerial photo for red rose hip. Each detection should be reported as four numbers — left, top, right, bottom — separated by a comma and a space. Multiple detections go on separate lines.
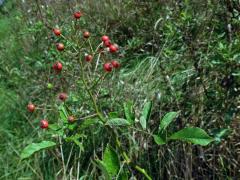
101, 35, 109, 42
85, 54, 93, 62
53, 28, 61, 36
58, 93, 68, 101
74, 11, 82, 19
104, 40, 111, 47
109, 44, 118, 53
27, 103, 35, 112
83, 31, 90, 38
56, 43, 64, 51
111, 60, 120, 69
68, 116, 75, 123
103, 63, 113, 72
53, 62, 63, 72
40, 119, 48, 129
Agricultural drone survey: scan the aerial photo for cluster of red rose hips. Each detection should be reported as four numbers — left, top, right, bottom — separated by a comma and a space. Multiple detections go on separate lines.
27, 11, 121, 129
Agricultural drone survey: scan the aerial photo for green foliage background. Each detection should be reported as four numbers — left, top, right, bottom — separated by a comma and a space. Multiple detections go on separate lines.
0, 0, 239, 179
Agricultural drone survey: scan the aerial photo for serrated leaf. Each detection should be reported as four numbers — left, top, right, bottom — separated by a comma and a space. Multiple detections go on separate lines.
153, 135, 166, 145
21, 141, 56, 160
169, 127, 214, 146
103, 145, 120, 177
123, 101, 134, 124
159, 111, 179, 132
106, 118, 131, 126
140, 101, 152, 129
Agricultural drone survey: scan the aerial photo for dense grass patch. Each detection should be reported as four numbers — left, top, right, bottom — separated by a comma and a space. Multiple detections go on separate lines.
0, 0, 239, 179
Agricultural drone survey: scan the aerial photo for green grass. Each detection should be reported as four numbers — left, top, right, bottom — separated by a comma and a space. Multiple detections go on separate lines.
0, 0, 239, 179
0, 2, 41, 179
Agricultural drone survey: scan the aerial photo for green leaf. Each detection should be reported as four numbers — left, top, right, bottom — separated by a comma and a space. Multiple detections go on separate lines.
153, 135, 166, 145
119, 171, 129, 180
21, 141, 56, 160
106, 118, 131, 127
211, 128, 231, 142
140, 101, 152, 129
80, 118, 100, 130
159, 111, 179, 132
68, 124, 77, 131
108, 112, 119, 118
48, 123, 64, 136
123, 101, 135, 124
95, 159, 111, 180
73, 139, 84, 151
59, 104, 68, 123
169, 127, 214, 146
65, 134, 85, 151
103, 145, 120, 177
48, 123, 61, 131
